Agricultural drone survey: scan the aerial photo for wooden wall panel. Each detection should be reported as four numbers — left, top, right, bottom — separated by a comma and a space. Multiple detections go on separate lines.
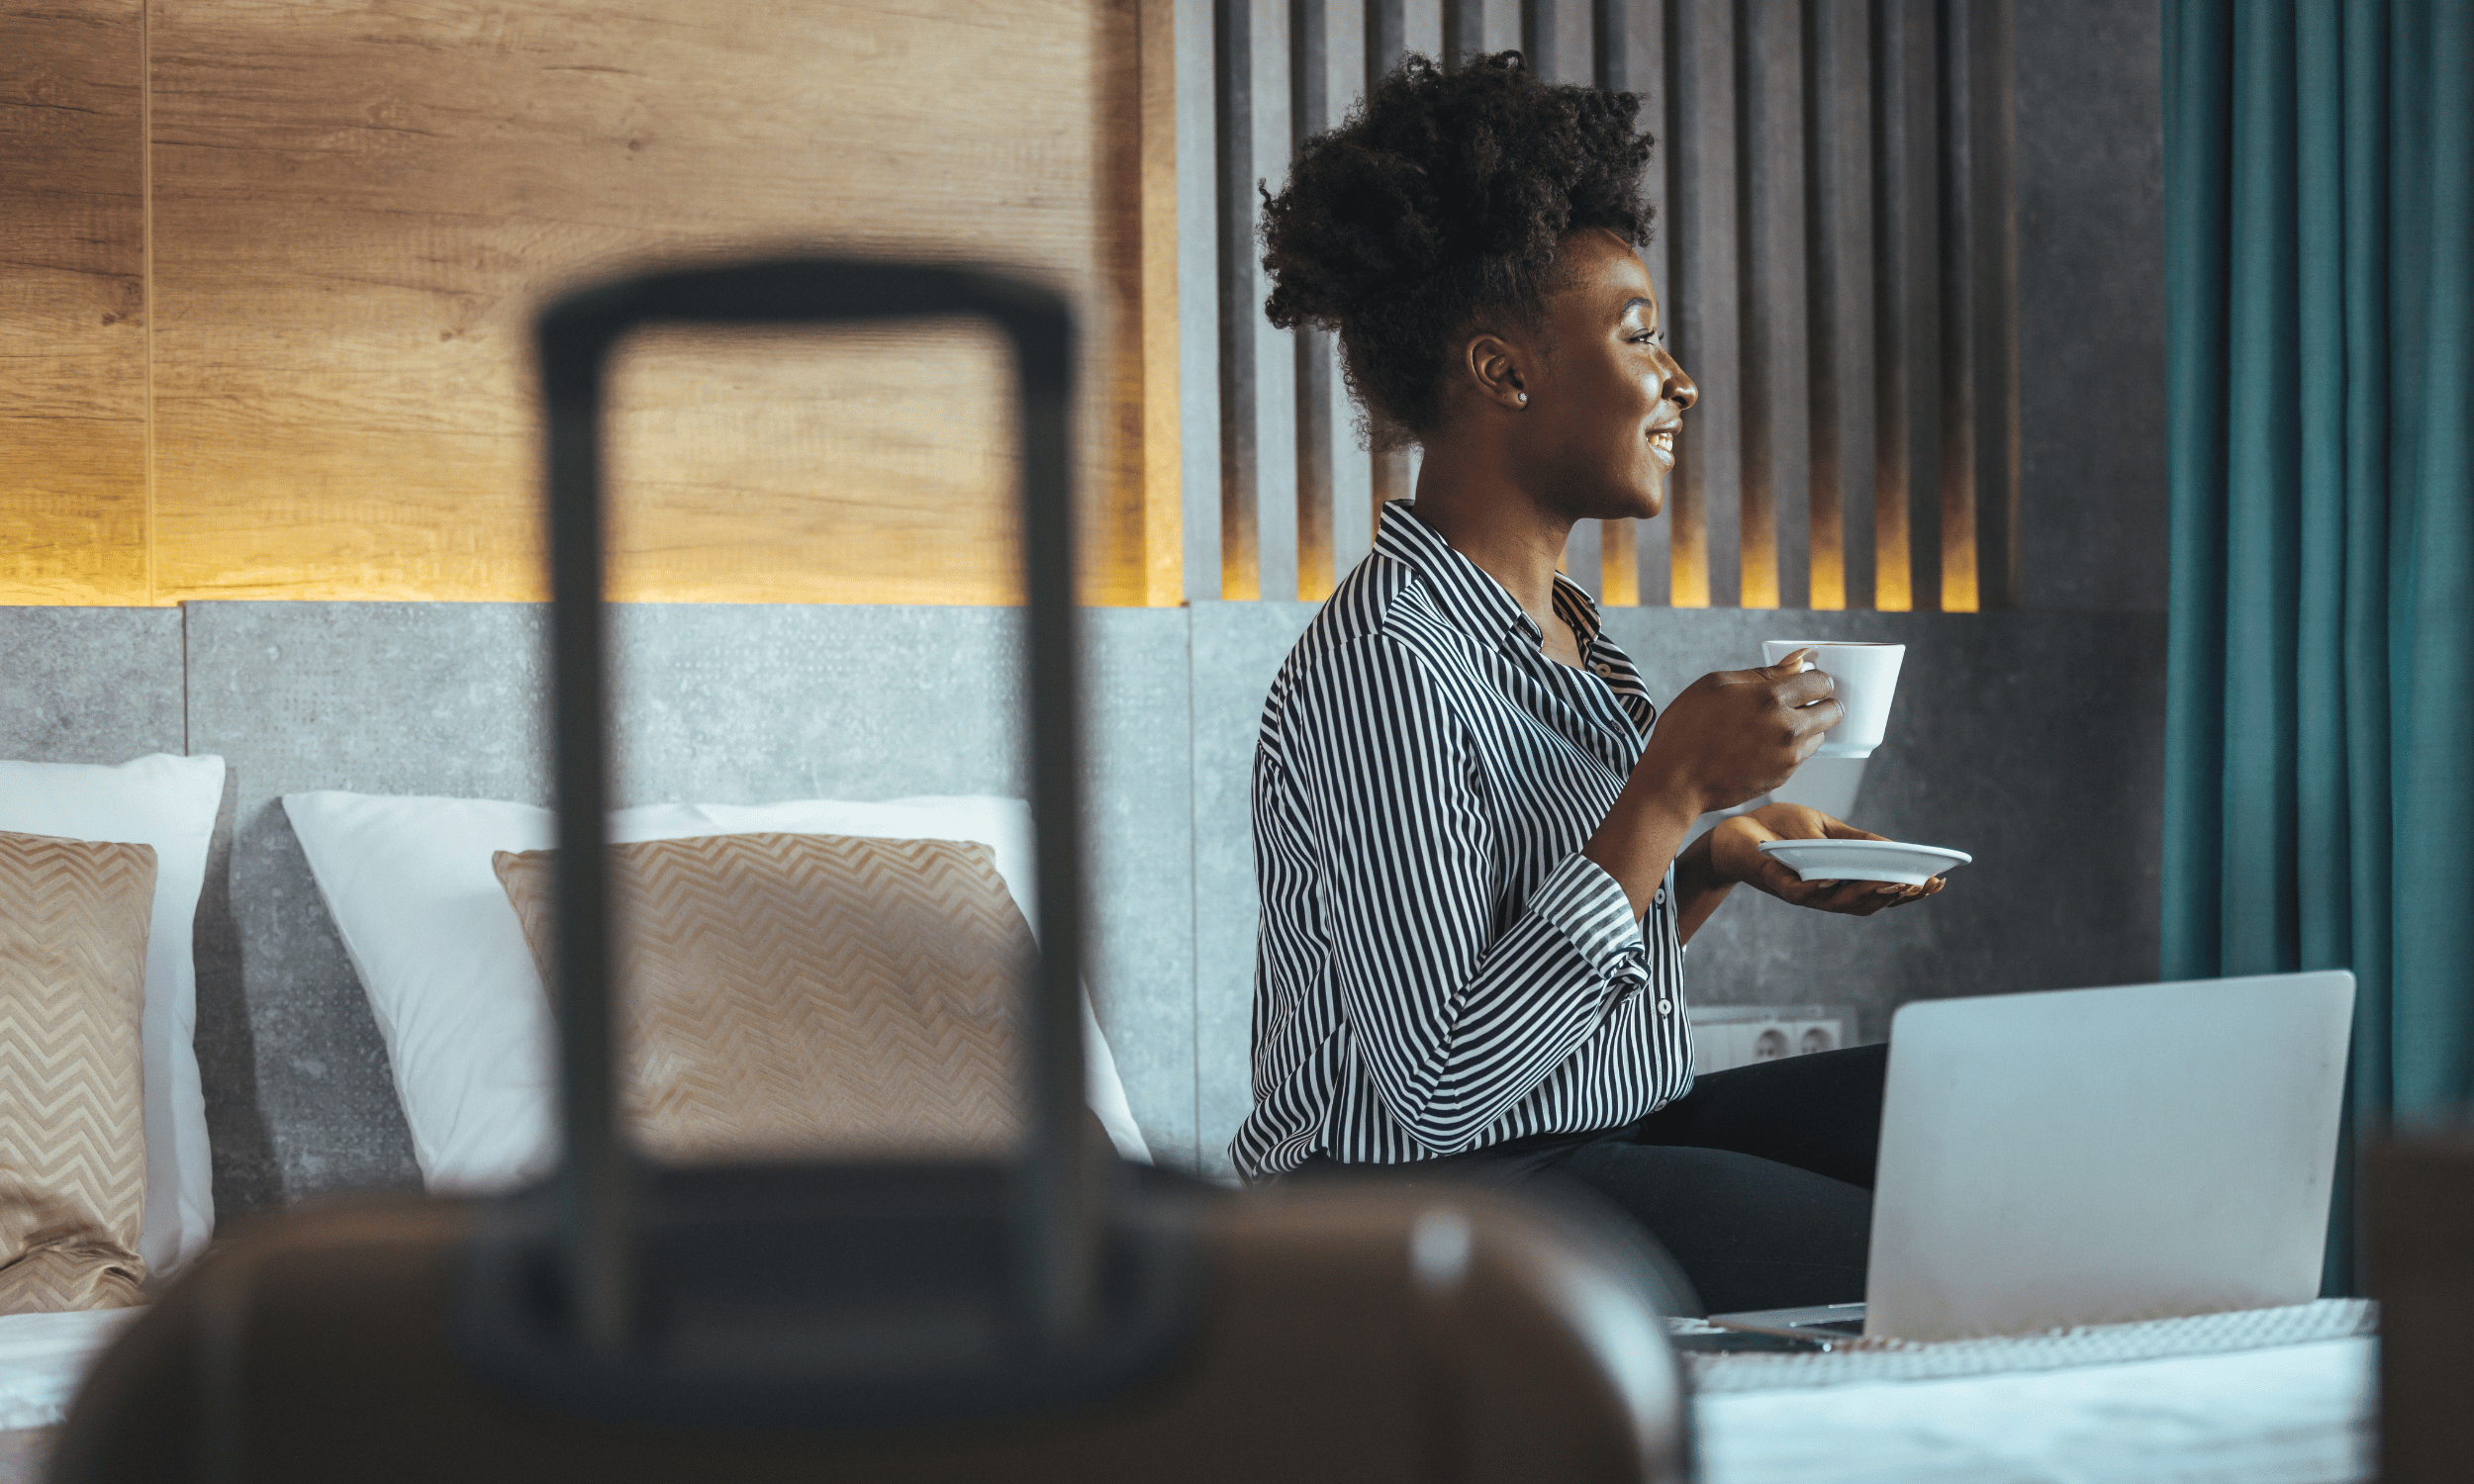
1, 1, 149, 603
605, 325, 1018, 604
143, 0, 1148, 605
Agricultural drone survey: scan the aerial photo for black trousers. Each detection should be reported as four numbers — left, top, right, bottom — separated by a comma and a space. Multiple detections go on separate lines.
1291, 1043, 1886, 1316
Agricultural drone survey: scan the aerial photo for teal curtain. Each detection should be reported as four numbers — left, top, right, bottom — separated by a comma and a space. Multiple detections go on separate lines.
2163, 0, 2473, 1290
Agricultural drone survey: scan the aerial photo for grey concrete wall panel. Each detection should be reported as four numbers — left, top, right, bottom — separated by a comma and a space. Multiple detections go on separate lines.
184, 603, 552, 1219
1187, 600, 1318, 1178
1600, 607, 2165, 1040
0, 606, 185, 763
603, 603, 1026, 806
1078, 607, 1199, 1170
2013, 0, 2167, 612
186, 602, 1207, 1216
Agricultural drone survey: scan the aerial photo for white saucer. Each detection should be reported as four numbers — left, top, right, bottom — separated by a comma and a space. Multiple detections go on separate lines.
1757, 838, 1971, 886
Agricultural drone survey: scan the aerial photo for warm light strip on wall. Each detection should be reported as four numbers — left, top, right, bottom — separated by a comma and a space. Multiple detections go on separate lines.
1668, 509, 1710, 608
1140, 0, 1185, 606
1940, 510, 1980, 612
1807, 530, 1845, 610
1872, 494, 1912, 611
1599, 518, 1638, 606
1739, 541, 1779, 610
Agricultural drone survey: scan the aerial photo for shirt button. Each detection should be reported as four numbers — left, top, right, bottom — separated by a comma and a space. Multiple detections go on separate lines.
1654, 887, 1665, 905
1658, 999, 1675, 1015
1592, 661, 1612, 676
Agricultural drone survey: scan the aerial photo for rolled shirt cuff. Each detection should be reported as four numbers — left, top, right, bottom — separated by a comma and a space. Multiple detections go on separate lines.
1529, 853, 1651, 985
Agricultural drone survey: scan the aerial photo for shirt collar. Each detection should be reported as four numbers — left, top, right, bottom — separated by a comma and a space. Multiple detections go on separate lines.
1376, 500, 1608, 653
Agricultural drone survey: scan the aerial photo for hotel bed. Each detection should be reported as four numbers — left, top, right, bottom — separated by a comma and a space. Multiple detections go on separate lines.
0, 765, 2383, 1479
3, 604, 2358, 1479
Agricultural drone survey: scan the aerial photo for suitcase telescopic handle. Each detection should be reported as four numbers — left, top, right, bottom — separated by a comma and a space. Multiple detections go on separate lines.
536, 259, 1094, 1356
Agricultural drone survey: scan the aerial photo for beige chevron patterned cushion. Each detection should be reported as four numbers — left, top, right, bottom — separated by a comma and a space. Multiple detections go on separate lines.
0, 831, 154, 1312
493, 832, 1028, 1160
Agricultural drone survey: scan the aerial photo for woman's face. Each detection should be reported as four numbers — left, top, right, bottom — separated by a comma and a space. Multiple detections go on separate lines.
1506, 230, 1698, 522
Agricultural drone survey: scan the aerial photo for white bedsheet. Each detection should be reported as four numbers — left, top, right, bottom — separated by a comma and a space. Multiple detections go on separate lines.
1695, 1337, 2376, 1484
0, 1308, 140, 1433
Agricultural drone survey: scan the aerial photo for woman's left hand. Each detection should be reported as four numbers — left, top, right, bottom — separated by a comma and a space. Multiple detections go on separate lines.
1705, 803, 1946, 916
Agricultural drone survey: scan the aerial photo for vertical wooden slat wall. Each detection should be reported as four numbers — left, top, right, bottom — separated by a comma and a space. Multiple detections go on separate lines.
1213, 0, 1262, 600
1870, 0, 1920, 610
1932, 0, 1978, 611
1530, 0, 1604, 601
1289, 0, 1336, 602
1735, 0, 1783, 607
1204, 0, 2019, 611
1660, 0, 1711, 604
1595, 0, 1660, 606
1800, 0, 1853, 609
1248, 0, 1303, 603
1961, 0, 2020, 611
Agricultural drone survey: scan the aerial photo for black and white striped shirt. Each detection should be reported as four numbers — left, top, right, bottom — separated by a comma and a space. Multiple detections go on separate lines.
1232, 501, 1694, 1180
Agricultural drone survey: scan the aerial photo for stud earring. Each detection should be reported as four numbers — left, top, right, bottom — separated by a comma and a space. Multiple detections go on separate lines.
1515, 392, 1528, 406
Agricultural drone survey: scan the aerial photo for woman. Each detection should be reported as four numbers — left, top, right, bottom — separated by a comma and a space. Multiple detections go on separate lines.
1231, 52, 1945, 1315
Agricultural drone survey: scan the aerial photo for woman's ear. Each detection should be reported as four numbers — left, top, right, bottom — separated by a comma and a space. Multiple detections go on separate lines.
1463, 332, 1530, 412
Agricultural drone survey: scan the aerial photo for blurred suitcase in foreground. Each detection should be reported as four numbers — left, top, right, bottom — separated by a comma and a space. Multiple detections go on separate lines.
56, 1177, 1687, 1482
50, 260, 1691, 1484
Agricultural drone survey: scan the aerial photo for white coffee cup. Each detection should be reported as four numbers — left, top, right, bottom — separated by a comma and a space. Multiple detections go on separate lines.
1761, 640, 1906, 759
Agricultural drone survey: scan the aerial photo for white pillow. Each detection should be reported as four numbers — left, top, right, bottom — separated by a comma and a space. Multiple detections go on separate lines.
281, 789, 1152, 1190
0, 753, 223, 1277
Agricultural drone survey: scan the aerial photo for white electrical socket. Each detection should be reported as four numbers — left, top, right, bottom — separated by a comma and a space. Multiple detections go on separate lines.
1686, 1004, 1857, 1074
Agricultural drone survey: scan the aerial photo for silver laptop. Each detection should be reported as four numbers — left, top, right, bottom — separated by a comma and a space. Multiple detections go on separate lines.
1711, 971, 2355, 1345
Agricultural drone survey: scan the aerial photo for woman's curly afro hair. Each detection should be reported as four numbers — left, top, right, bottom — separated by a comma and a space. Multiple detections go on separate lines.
1260, 50, 1656, 449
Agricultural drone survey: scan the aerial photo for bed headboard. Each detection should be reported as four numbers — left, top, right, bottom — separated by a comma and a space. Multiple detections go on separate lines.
171, 601, 1204, 1217
9, 599, 2169, 1216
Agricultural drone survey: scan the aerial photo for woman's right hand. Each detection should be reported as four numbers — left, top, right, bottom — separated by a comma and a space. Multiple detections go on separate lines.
1634, 651, 1844, 815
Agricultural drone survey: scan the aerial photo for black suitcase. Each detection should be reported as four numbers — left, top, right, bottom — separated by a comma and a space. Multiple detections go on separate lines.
51, 258, 1693, 1483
